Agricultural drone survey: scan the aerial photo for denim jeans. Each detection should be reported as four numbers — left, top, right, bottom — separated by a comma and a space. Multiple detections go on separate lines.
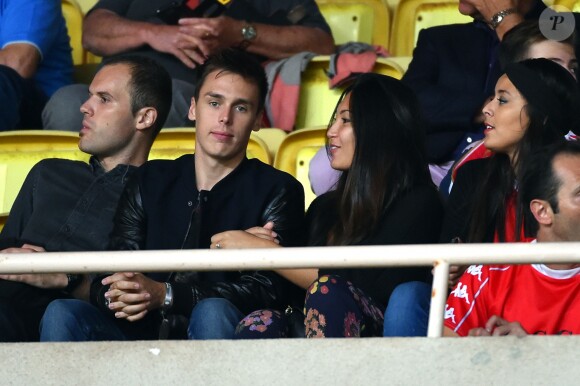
40, 299, 128, 342
187, 298, 244, 340
383, 281, 431, 337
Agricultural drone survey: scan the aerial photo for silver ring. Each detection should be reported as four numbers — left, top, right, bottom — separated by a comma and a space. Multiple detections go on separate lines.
216, 243, 221, 249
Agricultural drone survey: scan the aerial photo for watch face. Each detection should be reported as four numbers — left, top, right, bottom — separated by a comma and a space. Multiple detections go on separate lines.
243, 25, 256, 41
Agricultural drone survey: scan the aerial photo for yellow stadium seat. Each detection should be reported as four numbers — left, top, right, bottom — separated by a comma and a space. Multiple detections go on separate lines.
295, 55, 405, 130
274, 127, 327, 209
150, 128, 272, 165
0, 212, 7, 233
390, 0, 471, 56
0, 131, 88, 214
317, 0, 390, 48
61, 0, 85, 66
76, 0, 98, 14
553, 0, 580, 11
251, 128, 287, 161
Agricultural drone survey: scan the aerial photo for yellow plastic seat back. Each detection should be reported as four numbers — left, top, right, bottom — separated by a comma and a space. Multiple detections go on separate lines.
390, 0, 471, 56
274, 127, 327, 209
317, 0, 390, 48
76, 0, 98, 13
61, 0, 85, 65
0, 212, 7, 233
553, 0, 580, 11
0, 131, 88, 214
150, 128, 272, 165
296, 55, 404, 130
251, 128, 287, 161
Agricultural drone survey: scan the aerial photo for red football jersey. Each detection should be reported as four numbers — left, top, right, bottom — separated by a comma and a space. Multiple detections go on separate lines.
445, 264, 580, 336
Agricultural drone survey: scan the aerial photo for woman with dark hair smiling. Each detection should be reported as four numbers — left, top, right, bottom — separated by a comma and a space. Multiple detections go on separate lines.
212, 73, 443, 338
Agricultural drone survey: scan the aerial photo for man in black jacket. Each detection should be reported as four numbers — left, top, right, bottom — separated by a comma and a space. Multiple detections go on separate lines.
0, 55, 172, 341
40, 49, 305, 341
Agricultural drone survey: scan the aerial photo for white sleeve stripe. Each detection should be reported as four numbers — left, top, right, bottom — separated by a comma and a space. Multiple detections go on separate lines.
454, 277, 489, 333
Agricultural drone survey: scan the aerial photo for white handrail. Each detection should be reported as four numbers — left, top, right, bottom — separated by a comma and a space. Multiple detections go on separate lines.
1, 242, 579, 337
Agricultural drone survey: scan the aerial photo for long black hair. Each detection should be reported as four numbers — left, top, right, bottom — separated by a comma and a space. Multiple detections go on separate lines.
325, 73, 432, 245
467, 58, 580, 242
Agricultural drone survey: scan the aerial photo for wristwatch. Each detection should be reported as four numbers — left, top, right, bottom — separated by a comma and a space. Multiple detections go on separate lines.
240, 24, 257, 49
64, 273, 82, 293
162, 282, 174, 311
490, 8, 517, 29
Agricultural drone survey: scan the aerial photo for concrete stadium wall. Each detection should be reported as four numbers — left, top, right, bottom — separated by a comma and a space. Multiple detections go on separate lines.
1, 336, 578, 385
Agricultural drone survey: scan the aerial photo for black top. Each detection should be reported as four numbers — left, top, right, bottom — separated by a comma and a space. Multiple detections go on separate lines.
439, 157, 495, 244
401, 0, 558, 163
0, 157, 136, 251
89, 155, 306, 339
308, 183, 444, 309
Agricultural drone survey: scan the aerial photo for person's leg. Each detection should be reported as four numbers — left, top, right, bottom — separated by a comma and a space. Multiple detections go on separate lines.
0, 65, 46, 131
41, 83, 88, 131
164, 79, 196, 128
187, 298, 244, 340
39, 299, 127, 341
304, 275, 384, 338
383, 281, 431, 337
234, 309, 288, 339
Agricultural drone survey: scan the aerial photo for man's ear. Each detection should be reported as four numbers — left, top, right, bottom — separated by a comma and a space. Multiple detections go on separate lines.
252, 111, 263, 132
530, 199, 554, 227
135, 107, 158, 131
188, 97, 197, 122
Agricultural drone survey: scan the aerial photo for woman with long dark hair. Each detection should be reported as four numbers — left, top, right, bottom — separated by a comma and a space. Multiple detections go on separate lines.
441, 58, 580, 245
212, 73, 443, 338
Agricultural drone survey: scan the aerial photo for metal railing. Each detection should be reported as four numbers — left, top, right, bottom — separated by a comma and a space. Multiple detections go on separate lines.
1, 242, 579, 337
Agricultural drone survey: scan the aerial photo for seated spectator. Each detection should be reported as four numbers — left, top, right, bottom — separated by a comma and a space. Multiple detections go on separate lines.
0, 55, 171, 342
212, 73, 443, 339
441, 58, 580, 245
439, 20, 579, 196
403, 0, 579, 182
445, 141, 580, 337
39, 49, 305, 342
0, 0, 72, 131
42, 0, 334, 132
440, 58, 580, 285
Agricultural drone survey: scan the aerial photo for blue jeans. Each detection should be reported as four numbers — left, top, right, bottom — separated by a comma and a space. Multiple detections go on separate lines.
188, 298, 244, 340
383, 281, 431, 337
40, 299, 128, 342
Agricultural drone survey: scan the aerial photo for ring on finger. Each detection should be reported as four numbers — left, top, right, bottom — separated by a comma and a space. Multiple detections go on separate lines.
216, 243, 221, 249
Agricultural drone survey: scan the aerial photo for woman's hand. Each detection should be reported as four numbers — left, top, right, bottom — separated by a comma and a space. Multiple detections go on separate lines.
210, 222, 280, 249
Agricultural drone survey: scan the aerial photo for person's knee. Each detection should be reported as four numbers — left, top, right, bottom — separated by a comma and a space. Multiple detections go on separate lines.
42, 84, 87, 131
188, 298, 242, 340
389, 282, 431, 306
42, 299, 82, 326
40, 299, 87, 341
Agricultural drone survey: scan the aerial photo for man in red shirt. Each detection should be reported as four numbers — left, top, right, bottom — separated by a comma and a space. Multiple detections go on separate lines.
444, 141, 580, 337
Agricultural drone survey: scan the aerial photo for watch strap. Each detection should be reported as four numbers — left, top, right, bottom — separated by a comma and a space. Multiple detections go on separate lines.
490, 8, 517, 29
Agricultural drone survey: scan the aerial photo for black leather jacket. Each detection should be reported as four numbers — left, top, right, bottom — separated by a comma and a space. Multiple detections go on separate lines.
90, 155, 305, 336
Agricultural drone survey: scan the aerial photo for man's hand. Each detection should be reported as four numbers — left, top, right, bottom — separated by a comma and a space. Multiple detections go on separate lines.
0, 244, 67, 289
0, 273, 68, 289
1, 243, 46, 253
145, 24, 203, 68
468, 315, 528, 337
178, 16, 242, 58
462, 0, 518, 21
102, 272, 165, 322
449, 265, 468, 288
